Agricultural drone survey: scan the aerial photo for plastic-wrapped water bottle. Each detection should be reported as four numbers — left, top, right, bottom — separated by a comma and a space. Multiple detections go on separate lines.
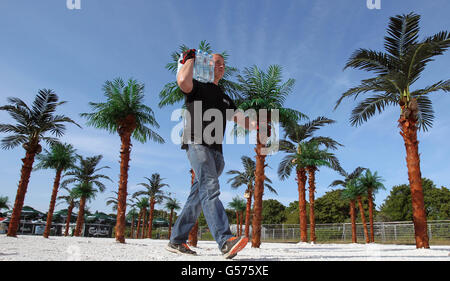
198, 50, 206, 82
199, 52, 215, 83
208, 54, 215, 82
177, 49, 214, 83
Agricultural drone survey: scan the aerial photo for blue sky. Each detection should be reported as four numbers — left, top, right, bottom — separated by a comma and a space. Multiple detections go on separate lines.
1, 0, 449, 216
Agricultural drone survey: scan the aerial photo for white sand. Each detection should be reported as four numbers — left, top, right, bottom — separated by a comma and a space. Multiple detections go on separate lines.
1, 235, 449, 261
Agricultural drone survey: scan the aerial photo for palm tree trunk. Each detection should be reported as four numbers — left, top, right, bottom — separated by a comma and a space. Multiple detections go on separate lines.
188, 220, 199, 247
130, 215, 135, 239
296, 168, 308, 242
65, 202, 74, 236
398, 115, 429, 249
142, 211, 148, 238
188, 169, 199, 247
168, 209, 174, 239
307, 166, 317, 243
74, 196, 86, 237
7, 150, 37, 237
357, 196, 370, 243
239, 212, 243, 237
235, 211, 240, 236
367, 188, 375, 243
136, 210, 142, 239
350, 200, 357, 243
148, 197, 155, 238
115, 124, 134, 243
251, 138, 267, 248
43, 168, 63, 238
244, 189, 252, 238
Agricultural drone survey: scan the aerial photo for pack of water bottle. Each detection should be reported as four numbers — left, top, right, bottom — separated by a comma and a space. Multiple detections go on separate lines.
177, 50, 215, 83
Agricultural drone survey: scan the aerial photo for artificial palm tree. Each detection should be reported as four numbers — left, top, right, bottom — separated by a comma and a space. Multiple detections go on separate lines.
35, 143, 77, 238
354, 181, 371, 244
159, 40, 240, 108
81, 78, 164, 243
57, 186, 79, 236
228, 196, 247, 236
0, 90, 79, 237
226, 156, 276, 238
133, 173, 169, 239
297, 141, 341, 243
61, 155, 111, 236
134, 197, 149, 239
126, 206, 139, 239
335, 12, 450, 249
236, 65, 306, 248
278, 117, 341, 242
165, 196, 181, 239
359, 169, 385, 242
330, 166, 367, 243
236, 199, 247, 236
340, 179, 360, 243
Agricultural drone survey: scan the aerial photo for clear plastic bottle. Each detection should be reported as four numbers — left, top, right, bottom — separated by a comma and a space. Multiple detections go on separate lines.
176, 49, 214, 83
208, 54, 215, 82
200, 51, 208, 82
194, 50, 202, 81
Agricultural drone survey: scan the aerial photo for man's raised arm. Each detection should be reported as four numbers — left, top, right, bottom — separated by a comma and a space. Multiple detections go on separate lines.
177, 49, 196, 94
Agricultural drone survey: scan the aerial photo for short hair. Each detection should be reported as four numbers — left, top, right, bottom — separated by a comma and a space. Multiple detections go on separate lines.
213, 53, 225, 61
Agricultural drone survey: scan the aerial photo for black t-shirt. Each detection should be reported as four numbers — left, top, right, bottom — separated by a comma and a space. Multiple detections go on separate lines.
181, 79, 237, 154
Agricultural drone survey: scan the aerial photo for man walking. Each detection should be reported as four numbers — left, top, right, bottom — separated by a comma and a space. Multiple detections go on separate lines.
166, 49, 254, 259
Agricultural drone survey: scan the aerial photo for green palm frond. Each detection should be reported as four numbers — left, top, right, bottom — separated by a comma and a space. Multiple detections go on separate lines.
411, 79, 450, 98
349, 93, 398, 127
358, 169, 386, 195
133, 173, 169, 202
236, 64, 306, 133
330, 166, 366, 188
341, 179, 362, 200
165, 197, 181, 211
384, 12, 420, 59
61, 154, 111, 201
229, 196, 247, 212
403, 32, 450, 86
337, 13, 450, 131
329, 179, 346, 188
413, 94, 434, 131
344, 49, 395, 75
34, 143, 77, 172
0, 89, 80, 150
277, 154, 295, 181
308, 136, 343, 150
335, 77, 398, 110
81, 78, 164, 144
0, 196, 11, 210
226, 155, 276, 194
283, 116, 336, 142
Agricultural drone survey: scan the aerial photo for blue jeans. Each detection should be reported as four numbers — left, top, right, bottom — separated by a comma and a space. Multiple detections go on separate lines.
170, 144, 233, 249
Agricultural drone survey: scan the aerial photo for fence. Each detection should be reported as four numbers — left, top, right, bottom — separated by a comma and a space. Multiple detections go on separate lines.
194, 220, 450, 244
0, 221, 113, 238
4, 220, 449, 244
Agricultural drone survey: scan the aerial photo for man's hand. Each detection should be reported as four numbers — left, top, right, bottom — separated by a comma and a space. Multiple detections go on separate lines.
181, 49, 196, 64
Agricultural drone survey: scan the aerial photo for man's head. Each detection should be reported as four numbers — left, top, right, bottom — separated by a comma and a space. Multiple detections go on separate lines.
212, 54, 225, 85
